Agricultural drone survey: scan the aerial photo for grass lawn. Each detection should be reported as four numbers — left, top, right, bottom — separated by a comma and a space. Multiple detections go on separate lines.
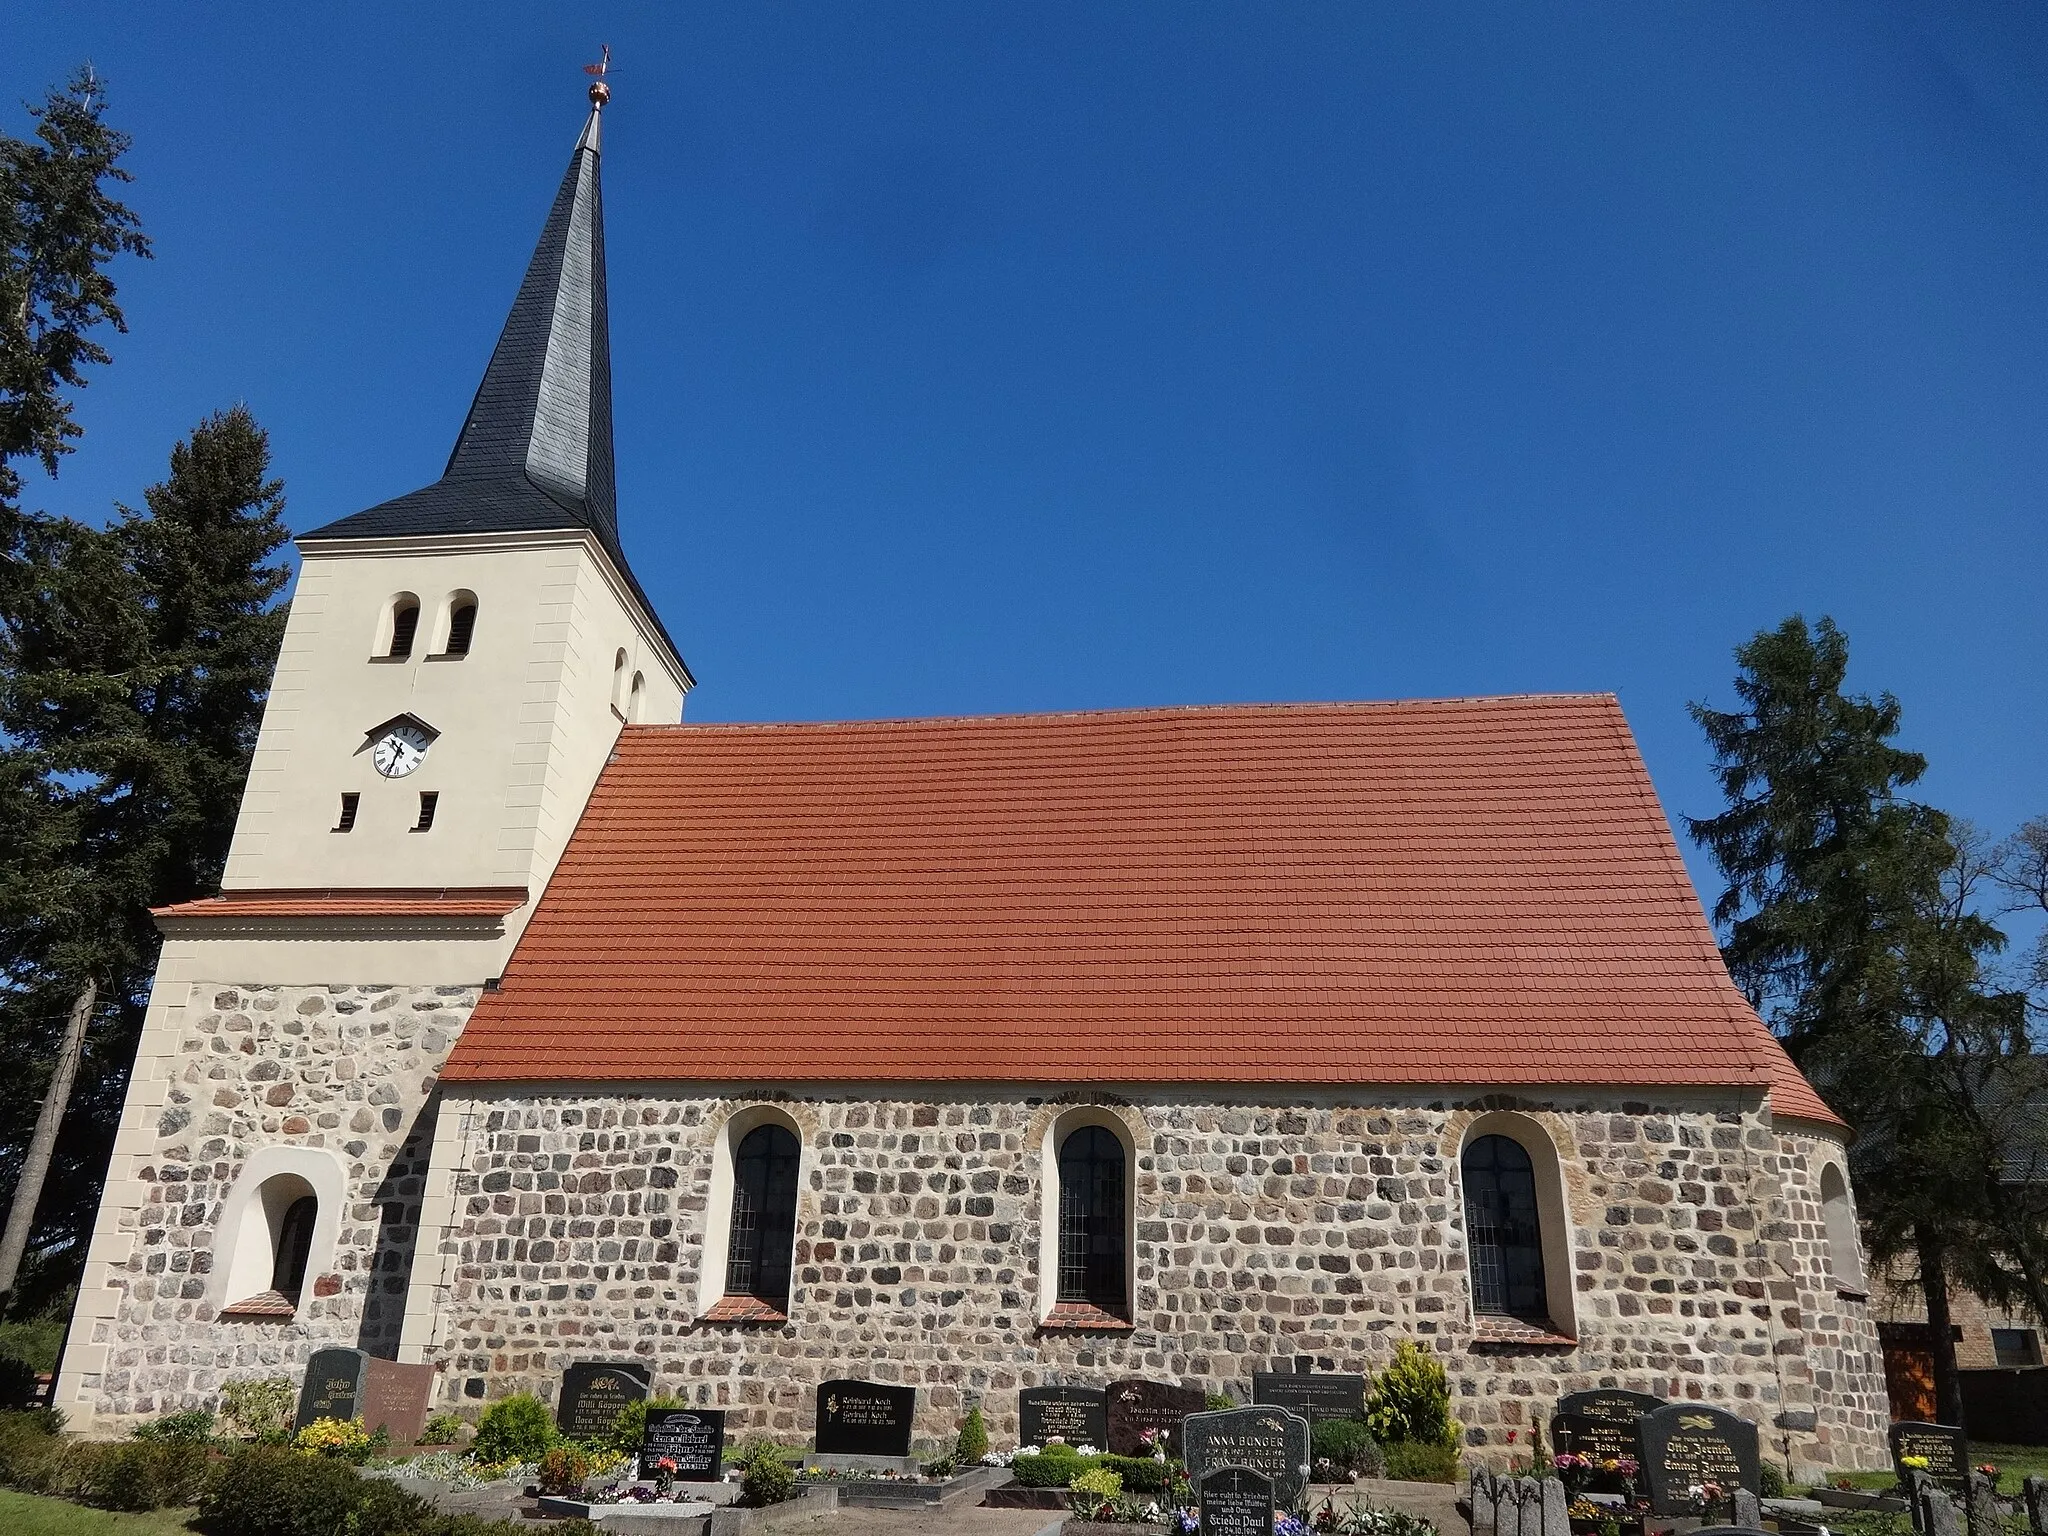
1812, 1442, 2048, 1495
0, 1490, 201, 1535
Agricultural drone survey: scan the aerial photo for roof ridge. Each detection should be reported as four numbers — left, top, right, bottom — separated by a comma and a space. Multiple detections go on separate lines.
638, 693, 1621, 734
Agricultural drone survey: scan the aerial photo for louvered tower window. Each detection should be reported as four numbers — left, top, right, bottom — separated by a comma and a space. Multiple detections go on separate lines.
1463, 1134, 1547, 1320
1056, 1125, 1126, 1309
445, 599, 478, 655
724, 1124, 800, 1307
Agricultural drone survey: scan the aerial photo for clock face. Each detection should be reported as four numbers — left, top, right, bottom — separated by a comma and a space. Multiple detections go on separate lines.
372, 721, 434, 778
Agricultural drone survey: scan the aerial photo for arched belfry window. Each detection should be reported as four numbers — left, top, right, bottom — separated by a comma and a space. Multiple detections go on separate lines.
611, 649, 629, 713
443, 593, 478, 656
724, 1124, 800, 1309
1462, 1133, 1547, 1321
1057, 1125, 1127, 1310
384, 595, 421, 659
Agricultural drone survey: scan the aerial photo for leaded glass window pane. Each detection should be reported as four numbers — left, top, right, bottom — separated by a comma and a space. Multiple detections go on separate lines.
1057, 1125, 1126, 1309
1462, 1134, 1547, 1321
725, 1124, 800, 1306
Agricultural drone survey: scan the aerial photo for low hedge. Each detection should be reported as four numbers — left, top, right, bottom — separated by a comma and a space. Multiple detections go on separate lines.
1382, 1439, 1460, 1484
1099, 1453, 1173, 1494
1012, 1444, 1103, 1487
0, 1411, 207, 1510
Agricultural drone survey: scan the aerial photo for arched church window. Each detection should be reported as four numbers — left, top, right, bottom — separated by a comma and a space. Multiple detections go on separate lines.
1057, 1125, 1127, 1310
386, 595, 420, 658
1821, 1162, 1864, 1290
611, 649, 629, 713
271, 1195, 318, 1301
443, 594, 478, 656
628, 671, 646, 723
723, 1124, 800, 1309
1462, 1133, 1547, 1321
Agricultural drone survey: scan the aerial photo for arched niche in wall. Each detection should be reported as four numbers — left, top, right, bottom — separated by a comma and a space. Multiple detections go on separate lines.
1820, 1160, 1866, 1292
1455, 1110, 1579, 1340
209, 1146, 346, 1320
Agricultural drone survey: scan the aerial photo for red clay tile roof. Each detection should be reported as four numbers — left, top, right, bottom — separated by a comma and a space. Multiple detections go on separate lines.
441, 695, 1840, 1126
154, 887, 528, 921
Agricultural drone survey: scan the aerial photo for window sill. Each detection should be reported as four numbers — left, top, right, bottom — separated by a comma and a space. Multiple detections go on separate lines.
424, 652, 469, 662
1469, 1315, 1575, 1349
1835, 1286, 1870, 1302
219, 1290, 298, 1321
368, 654, 413, 664
1039, 1301, 1134, 1333
698, 1295, 789, 1325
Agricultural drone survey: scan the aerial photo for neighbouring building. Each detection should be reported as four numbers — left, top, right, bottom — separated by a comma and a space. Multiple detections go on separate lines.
53, 83, 1892, 1476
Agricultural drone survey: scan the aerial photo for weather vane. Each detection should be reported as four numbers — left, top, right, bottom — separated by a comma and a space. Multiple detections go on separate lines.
584, 44, 611, 107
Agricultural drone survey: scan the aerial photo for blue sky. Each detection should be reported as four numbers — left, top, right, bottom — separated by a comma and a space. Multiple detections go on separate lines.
9, 3, 2047, 925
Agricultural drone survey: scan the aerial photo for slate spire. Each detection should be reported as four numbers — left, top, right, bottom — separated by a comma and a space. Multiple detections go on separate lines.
306, 93, 632, 574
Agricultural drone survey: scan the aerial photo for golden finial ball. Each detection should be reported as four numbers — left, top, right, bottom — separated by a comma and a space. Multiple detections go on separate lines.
589, 79, 610, 107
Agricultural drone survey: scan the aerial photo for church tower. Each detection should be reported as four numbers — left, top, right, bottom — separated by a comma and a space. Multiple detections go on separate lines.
53, 79, 686, 1428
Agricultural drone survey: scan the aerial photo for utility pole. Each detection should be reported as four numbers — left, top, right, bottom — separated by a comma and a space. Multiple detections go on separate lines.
0, 978, 96, 1301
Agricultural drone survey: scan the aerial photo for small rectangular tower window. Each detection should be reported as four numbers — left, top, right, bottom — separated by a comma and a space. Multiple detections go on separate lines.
412, 791, 438, 832
334, 793, 359, 832
1993, 1328, 2042, 1367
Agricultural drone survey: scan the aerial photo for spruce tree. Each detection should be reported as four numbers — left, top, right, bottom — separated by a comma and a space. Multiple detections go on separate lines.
1688, 615, 2011, 1425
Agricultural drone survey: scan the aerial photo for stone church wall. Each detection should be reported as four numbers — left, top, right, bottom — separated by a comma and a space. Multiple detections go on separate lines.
418, 1085, 1890, 1474
76, 980, 475, 1425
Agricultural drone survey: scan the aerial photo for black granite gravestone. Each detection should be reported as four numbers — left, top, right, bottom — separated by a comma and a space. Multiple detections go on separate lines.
1183, 1405, 1312, 1510
815, 1379, 917, 1458
1556, 1390, 1666, 1425
642, 1408, 726, 1480
1200, 1465, 1276, 1536
295, 1347, 369, 1430
1889, 1422, 1969, 1488
1636, 1404, 1761, 1516
557, 1361, 652, 1440
1553, 1412, 1645, 1464
1107, 1377, 1207, 1456
1252, 1372, 1368, 1424
1019, 1385, 1109, 1449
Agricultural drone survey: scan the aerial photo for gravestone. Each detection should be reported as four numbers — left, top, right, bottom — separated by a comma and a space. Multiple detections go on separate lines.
1636, 1403, 1760, 1516
642, 1407, 726, 1481
1106, 1377, 1207, 1455
1967, 1472, 2000, 1536
1019, 1385, 1109, 1449
1200, 1465, 1275, 1536
1253, 1371, 1368, 1424
1470, 1469, 1506, 1536
1551, 1389, 1664, 1464
295, 1346, 369, 1430
1890, 1422, 1970, 1488
814, 1379, 917, 1458
2023, 1475, 2048, 1536
359, 1358, 436, 1442
556, 1361, 652, 1440
1182, 1405, 1312, 1510
1919, 1482, 1965, 1536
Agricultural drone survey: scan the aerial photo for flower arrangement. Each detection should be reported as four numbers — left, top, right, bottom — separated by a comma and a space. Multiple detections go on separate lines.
1901, 1456, 1931, 1472
292, 1416, 371, 1460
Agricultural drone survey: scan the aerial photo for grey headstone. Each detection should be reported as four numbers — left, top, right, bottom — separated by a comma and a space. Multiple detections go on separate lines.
1966, 1471, 1999, 1536
1181, 1405, 1312, 1510
1510, 1475, 1545, 1536
1734, 1488, 1763, 1528
1470, 1469, 1503, 1536
1541, 1475, 1570, 1536
2024, 1475, 2048, 1536
1922, 1483, 1965, 1536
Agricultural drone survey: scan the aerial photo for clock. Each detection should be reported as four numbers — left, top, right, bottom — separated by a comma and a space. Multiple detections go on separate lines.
372, 720, 435, 778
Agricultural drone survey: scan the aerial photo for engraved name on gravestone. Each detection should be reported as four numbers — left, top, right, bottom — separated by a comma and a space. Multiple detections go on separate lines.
557, 1361, 652, 1440
1019, 1386, 1109, 1449
1252, 1372, 1368, 1424
359, 1358, 437, 1443
1889, 1423, 1970, 1488
643, 1408, 726, 1480
295, 1347, 369, 1431
1200, 1466, 1276, 1536
1183, 1405, 1312, 1510
1107, 1378, 1207, 1456
1636, 1404, 1761, 1516
1551, 1391, 1665, 1473
815, 1379, 918, 1458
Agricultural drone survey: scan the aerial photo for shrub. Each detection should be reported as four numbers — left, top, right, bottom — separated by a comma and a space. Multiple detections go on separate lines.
738, 1442, 795, 1507
418, 1411, 466, 1446
538, 1443, 591, 1495
1012, 1443, 1101, 1487
1101, 1453, 1173, 1494
1069, 1465, 1124, 1519
76, 1439, 212, 1510
220, 1377, 297, 1443
956, 1404, 988, 1464
1383, 1440, 1460, 1484
472, 1392, 557, 1462
1366, 1341, 1460, 1451
1311, 1417, 1386, 1479
133, 1406, 217, 1442
294, 1415, 373, 1462
0, 1408, 74, 1493
604, 1394, 685, 1456
1760, 1462, 1787, 1499
199, 1446, 368, 1536
1205, 1392, 1237, 1411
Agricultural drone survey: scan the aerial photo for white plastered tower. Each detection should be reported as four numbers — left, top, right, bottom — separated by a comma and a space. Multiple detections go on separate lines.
53, 89, 690, 1430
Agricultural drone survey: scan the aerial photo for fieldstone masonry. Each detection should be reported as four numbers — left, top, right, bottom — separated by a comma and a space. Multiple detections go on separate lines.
414, 1085, 1887, 1473
78, 980, 475, 1423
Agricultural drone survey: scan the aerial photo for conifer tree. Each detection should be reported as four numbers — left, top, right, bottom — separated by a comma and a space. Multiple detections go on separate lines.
1688, 615, 2013, 1426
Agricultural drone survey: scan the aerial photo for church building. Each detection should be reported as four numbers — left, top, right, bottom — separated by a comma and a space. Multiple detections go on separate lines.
54, 85, 1889, 1476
